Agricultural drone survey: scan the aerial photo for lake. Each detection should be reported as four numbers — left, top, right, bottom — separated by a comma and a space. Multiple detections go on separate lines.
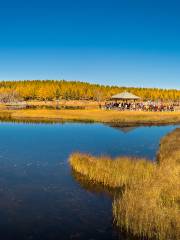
0, 121, 178, 240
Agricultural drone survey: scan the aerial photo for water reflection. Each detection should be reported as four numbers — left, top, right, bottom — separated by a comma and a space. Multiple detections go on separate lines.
71, 171, 143, 240
71, 170, 118, 198
0, 121, 178, 239
111, 126, 138, 134
0, 160, 116, 240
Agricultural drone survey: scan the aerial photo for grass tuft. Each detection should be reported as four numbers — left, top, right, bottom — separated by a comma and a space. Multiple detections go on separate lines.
69, 128, 180, 240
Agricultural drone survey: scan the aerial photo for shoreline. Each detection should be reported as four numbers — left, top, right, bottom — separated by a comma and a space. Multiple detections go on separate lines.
69, 128, 180, 240
0, 109, 180, 126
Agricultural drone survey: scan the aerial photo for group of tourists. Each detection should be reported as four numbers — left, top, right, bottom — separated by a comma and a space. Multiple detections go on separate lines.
104, 101, 176, 112
101, 92, 179, 112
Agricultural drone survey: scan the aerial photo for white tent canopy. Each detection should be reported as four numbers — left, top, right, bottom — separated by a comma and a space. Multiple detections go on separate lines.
111, 91, 140, 100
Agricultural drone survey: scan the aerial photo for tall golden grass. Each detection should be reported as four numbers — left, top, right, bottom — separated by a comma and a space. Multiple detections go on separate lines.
69, 153, 155, 188
26, 100, 102, 109
0, 108, 180, 125
69, 128, 180, 240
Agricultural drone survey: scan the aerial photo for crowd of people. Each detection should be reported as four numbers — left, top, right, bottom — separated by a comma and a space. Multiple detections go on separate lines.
104, 101, 176, 112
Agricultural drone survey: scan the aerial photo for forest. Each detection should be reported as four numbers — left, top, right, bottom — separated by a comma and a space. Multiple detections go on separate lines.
0, 80, 179, 102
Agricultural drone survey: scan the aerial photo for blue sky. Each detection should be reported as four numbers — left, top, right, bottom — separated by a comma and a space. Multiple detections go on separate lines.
0, 0, 180, 89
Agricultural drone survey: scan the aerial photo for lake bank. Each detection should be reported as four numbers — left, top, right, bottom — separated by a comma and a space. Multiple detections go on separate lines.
0, 109, 180, 125
69, 128, 180, 240
0, 121, 178, 240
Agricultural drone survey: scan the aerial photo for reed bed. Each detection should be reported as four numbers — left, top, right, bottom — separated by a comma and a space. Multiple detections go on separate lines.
69, 128, 180, 240
1, 108, 180, 125
70, 153, 155, 188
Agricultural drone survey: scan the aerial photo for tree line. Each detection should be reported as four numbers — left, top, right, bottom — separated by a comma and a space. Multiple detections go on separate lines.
0, 80, 179, 102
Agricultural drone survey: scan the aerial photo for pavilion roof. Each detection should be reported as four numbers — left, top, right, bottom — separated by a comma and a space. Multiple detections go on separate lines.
111, 91, 140, 100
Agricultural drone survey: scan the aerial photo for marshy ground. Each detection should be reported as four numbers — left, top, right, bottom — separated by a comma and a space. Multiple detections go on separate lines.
0, 108, 180, 125
69, 128, 180, 240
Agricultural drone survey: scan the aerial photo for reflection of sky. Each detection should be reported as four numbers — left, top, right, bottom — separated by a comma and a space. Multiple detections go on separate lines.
0, 122, 177, 162
0, 122, 178, 240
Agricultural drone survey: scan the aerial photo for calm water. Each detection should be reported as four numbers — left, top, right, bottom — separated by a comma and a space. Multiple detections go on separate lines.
0, 122, 177, 240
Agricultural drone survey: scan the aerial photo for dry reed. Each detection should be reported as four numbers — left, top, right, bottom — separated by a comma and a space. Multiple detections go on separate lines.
1, 108, 180, 125
69, 128, 180, 240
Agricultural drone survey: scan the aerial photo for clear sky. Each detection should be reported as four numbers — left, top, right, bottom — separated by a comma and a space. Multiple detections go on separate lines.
0, 0, 180, 89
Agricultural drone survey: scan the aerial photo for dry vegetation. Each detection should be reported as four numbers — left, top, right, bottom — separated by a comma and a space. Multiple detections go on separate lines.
0, 80, 180, 101
26, 100, 102, 109
69, 154, 154, 188
0, 109, 180, 125
69, 128, 180, 240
